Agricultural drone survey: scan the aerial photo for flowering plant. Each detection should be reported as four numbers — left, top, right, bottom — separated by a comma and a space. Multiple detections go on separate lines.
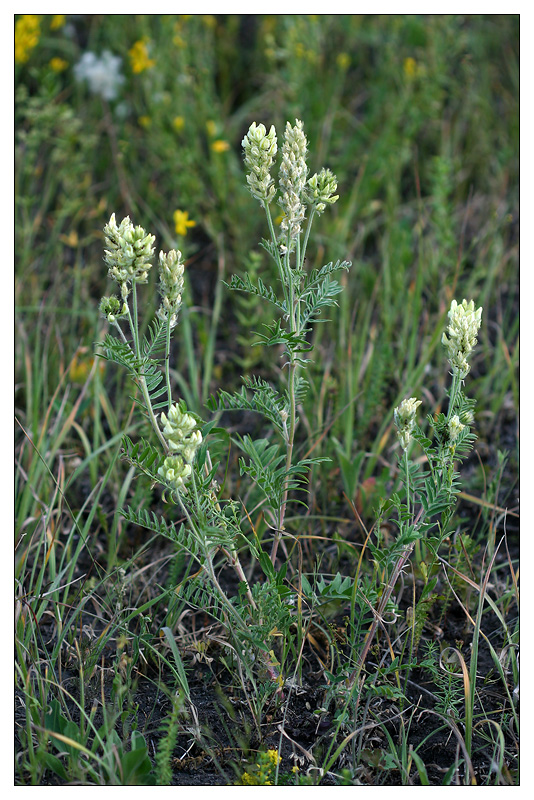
97, 118, 349, 693
96, 120, 483, 749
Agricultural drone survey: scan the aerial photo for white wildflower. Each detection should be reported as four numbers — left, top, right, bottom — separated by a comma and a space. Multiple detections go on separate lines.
242, 122, 278, 206
442, 299, 483, 378
279, 119, 308, 241
394, 397, 422, 451
161, 403, 202, 464
448, 414, 465, 442
74, 50, 125, 101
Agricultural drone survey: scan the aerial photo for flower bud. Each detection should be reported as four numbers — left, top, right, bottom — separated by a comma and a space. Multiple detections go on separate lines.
158, 455, 192, 489
157, 249, 185, 327
99, 295, 126, 324
305, 168, 339, 213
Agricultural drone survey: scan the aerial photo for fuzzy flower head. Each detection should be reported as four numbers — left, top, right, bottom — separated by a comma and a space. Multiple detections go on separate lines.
103, 214, 155, 298
74, 50, 125, 100
442, 299, 483, 379
242, 122, 278, 206
394, 397, 422, 451
279, 119, 308, 241
158, 455, 192, 490
305, 167, 339, 214
161, 402, 202, 463
157, 249, 185, 328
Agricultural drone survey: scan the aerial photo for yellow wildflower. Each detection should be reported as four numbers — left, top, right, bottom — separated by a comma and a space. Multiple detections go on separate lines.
206, 120, 217, 138
336, 52, 350, 70
173, 116, 185, 132
403, 57, 417, 79
59, 230, 79, 248
173, 209, 196, 237
267, 749, 281, 766
50, 15, 66, 30
15, 15, 41, 64
129, 38, 155, 74
201, 15, 217, 29
50, 57, 68, 73
211, 139, 230, 153
69, 347, 104, 384
138, 115, 151, 128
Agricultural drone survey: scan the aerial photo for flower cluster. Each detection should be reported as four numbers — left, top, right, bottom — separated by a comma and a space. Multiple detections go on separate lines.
74, 50, 125, 100
15, 15, 41, 64
239, 749, 282, 786
160, 403, 202, 464
442, 299, 483, 378
242, 119, 340, 247
242, 122, 278, 206
158, 456, 192, 490
279, 119, 308, 241
305, 167, 339, 214
128, 38, 155, 73
394, 397, 422, 451
99, 295, 128, 324
157, 249, 185, 328
103, 214, 155, 299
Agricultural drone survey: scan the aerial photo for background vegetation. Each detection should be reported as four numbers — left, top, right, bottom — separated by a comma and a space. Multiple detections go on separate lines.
15, 14, 518, 786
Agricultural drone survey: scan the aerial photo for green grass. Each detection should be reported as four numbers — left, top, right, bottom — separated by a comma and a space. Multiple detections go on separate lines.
15, 14, 518, 786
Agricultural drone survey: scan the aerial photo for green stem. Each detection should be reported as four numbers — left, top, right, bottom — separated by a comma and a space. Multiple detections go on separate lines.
300, 206, 316, 267
264, 204, 290, 311
131, 283, 140, 359
271, 356, 298, 564
446, 370, 461, 422
174, 488, 251, 633
404, 447, 411, 518
139, 376, 168, 452
165, 315, 172, 409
